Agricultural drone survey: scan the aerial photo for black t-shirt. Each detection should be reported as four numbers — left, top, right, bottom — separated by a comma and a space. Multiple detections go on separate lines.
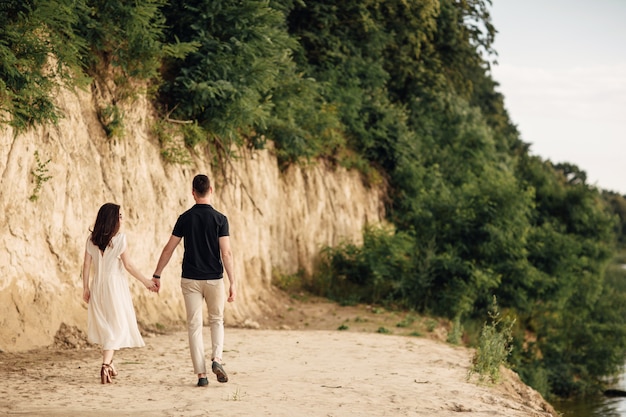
172, 204, 229, 280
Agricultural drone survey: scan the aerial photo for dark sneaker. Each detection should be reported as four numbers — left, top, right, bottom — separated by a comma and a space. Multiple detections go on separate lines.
212, 361, 228, 383
197, 377, 209, 387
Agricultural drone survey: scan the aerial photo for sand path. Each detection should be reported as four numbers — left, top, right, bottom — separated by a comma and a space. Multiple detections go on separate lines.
0, 327, 556, 416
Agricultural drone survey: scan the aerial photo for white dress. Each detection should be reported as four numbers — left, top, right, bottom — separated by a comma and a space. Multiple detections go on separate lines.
85, 233, 145, 350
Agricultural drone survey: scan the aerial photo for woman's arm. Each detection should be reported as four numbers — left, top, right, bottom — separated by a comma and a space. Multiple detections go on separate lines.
82, 249, 92, 302
120, 251, 156, 291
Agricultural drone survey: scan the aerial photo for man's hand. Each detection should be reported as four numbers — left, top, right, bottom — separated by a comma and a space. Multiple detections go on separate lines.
152, 278, 161, 294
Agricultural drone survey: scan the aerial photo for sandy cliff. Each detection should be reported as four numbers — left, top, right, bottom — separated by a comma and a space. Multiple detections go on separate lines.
0, 86, 385, 352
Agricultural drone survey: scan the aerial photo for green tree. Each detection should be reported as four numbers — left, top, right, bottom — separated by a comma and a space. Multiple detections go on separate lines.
286, 0, 439, 172
159, 0, 298, 143
511, 155, 619, 396
75, 0, 167, 80
0, 0, 86, 130
601, 190, 626, 247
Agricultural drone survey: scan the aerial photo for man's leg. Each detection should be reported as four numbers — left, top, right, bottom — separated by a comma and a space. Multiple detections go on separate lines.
181, 278, 207, 381
204, 278, 227, 382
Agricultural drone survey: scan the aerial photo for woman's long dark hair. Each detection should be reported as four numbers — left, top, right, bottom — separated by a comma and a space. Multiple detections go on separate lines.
90, 203, 121, 252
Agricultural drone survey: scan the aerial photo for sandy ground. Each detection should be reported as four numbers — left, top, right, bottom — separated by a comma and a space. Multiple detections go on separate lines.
0, 301, 558, 417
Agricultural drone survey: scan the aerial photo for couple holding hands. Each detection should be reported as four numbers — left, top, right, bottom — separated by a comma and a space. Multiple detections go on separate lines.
82, 175, 236, 387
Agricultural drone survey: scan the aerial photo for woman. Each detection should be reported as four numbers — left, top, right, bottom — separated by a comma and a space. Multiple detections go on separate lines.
82, 203, 156, 384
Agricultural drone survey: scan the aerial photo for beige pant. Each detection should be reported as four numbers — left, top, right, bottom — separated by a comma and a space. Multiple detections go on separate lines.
180, 278, 225, 374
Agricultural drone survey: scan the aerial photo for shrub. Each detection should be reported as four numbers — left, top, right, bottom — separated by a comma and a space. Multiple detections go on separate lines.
468, 297, 514, 384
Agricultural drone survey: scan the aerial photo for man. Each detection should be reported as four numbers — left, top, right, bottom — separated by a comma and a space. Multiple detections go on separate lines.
153, 174, 236, 387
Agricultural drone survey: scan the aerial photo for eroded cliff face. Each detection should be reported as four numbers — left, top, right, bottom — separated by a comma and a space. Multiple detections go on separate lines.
0, 86, 385, 352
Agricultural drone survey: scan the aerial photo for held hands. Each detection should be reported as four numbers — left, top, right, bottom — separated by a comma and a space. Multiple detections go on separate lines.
144, 278, 158, 293
152, 277, 161, 294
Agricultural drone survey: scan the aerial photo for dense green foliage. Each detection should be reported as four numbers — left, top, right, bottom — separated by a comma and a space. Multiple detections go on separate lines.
0, 0, 85, 131
603, 190, 626, 246
0, 0, 171, 129
3, 0, 626, 400
75, 0, 167, 81
157, 0, 343, 165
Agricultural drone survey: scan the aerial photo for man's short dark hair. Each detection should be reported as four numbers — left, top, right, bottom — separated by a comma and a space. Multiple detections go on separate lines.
193, 174, 211, 196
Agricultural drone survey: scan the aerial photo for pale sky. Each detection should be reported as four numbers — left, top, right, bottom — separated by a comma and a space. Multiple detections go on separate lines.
489, 0, 626, 195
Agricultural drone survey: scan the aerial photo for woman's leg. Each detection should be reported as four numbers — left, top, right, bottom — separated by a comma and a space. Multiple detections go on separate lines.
100, 349, 115, 383
103, 349, 114, 365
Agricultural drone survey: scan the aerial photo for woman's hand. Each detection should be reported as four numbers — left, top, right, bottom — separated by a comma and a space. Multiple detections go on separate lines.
144, 279, 158, 292
83, 288, 90, 303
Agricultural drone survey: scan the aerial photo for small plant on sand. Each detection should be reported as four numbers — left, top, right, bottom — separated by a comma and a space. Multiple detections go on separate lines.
337, 324, 349, 331
467, 296, 514, 384
227, 386, 245, 401
29, 150, 52, 201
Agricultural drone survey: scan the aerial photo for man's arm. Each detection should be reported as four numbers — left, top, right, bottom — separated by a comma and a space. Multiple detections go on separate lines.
153, 235, 182, 292
219, 236, 236, 302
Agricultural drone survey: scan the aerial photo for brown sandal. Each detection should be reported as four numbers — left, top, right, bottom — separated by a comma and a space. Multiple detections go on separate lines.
101, 363, 113, 384
109, 360, 118, 378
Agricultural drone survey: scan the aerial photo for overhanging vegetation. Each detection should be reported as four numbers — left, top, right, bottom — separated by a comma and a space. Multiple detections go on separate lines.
2, 0, 626, 400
